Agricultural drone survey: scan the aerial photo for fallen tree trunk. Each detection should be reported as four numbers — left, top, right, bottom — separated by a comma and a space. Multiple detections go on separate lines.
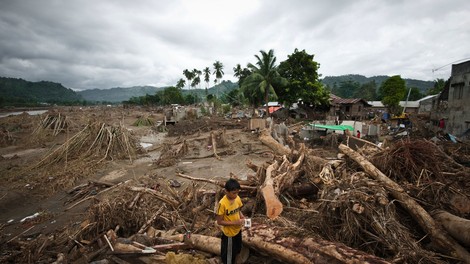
433, 210, 470, 247
159, 232, 249, 262
261, 161, 283, 219
158, 232, 220, 255
339, 144, 470, 263
259, 129, 290, 156
243, 224, 390, 264
345, 135, 382, 151
160, 227, 386, 264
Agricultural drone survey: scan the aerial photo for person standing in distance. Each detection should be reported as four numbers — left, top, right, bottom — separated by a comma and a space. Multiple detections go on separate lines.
216, 178, 245, 264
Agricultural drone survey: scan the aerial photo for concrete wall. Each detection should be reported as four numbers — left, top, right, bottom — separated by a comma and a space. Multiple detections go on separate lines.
447, 61, 470, 136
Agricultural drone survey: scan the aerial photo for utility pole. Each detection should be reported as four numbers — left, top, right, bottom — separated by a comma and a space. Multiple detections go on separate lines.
403, 87, 412, 114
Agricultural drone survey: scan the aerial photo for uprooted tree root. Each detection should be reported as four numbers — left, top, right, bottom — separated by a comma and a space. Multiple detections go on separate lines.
370, 139, 444, 183
307, 170, 443, 264
370, 139, 470, 213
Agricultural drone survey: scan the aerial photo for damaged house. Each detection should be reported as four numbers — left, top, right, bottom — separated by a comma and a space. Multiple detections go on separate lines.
329, 94, 371, 121
432, 60, 470, 137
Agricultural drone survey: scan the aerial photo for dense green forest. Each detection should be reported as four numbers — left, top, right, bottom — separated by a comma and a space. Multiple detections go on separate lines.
321, 74, 435, 100
0, 77, 84, 107
321, 74, 434, 93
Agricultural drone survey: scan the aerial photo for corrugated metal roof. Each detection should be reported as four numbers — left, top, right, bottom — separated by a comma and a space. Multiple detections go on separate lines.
330, 94, 371, 106
368, 101, 420, 108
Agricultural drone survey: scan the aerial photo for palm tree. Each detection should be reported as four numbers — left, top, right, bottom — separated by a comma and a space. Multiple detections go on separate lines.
203, 67, 211, 88
191, 69, 202, 89
213, 61, 224, 99
233, 64, 243, 87
183, 69, 194, 91
191, 69, 202, 103
233, 64, 252, 88
176, 78, 185, 90
203, 67, 211, 97
242, 49, 286, 116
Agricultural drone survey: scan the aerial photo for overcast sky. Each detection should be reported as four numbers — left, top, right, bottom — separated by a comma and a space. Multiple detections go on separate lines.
1, 0, 469, 90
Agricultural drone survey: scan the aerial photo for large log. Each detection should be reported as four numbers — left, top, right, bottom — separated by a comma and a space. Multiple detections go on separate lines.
433, 210, 470, 247
160, 227, 387, 264
261, 161, 283, 219
243, 224, 390, 264
259, 129, 290, 156
339, 144, 470, 263
159, 232, 249, 262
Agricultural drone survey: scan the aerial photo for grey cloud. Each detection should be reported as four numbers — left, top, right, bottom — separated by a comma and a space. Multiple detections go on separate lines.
0, 0, 469, 89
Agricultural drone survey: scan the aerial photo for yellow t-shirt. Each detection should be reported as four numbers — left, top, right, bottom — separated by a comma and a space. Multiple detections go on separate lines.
216, 195, 243, 237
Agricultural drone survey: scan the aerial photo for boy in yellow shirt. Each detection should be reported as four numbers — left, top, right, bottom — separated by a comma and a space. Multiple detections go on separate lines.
216, 179, 245, 264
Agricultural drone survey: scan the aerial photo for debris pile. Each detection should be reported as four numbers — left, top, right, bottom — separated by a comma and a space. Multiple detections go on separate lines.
1, 107, 470, 264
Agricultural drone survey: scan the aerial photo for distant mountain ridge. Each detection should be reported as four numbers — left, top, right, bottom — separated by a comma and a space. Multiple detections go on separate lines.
77, 81, 238, 102
0, 75, 436, 106
78, 86, 167, 102
321, 74, 435, 94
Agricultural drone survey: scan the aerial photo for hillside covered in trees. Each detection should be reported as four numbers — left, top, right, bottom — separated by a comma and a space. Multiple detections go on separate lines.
321, 74, 434, 92
0, 77, 83, 107
321, 74, 436, 101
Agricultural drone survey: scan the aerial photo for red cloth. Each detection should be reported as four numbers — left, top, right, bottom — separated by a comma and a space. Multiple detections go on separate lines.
439, 119, 445, 129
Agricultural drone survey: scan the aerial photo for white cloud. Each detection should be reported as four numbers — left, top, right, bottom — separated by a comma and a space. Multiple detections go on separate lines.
0, 0, 469, 89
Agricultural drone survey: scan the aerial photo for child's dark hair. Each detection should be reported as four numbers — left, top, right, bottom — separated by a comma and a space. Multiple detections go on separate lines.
224, 178, 241, 191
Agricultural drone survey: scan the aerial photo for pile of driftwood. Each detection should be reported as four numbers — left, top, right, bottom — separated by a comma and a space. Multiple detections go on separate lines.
33, 121, 142, 166
8, 121, 144, 192
32, 113, 69, 137
3, 126, 470, 264
154, 129, 232, 167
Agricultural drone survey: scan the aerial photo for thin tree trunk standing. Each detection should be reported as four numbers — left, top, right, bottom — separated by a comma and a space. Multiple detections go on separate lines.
211, 131, 221, 160
339, 144, 470, 263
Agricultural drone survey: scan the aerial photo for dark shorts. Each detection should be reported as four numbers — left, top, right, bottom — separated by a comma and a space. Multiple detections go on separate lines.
221, 231, 242, 264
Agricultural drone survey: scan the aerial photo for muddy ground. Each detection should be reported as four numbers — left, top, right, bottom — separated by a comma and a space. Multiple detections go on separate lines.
0, 106, 285, 263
